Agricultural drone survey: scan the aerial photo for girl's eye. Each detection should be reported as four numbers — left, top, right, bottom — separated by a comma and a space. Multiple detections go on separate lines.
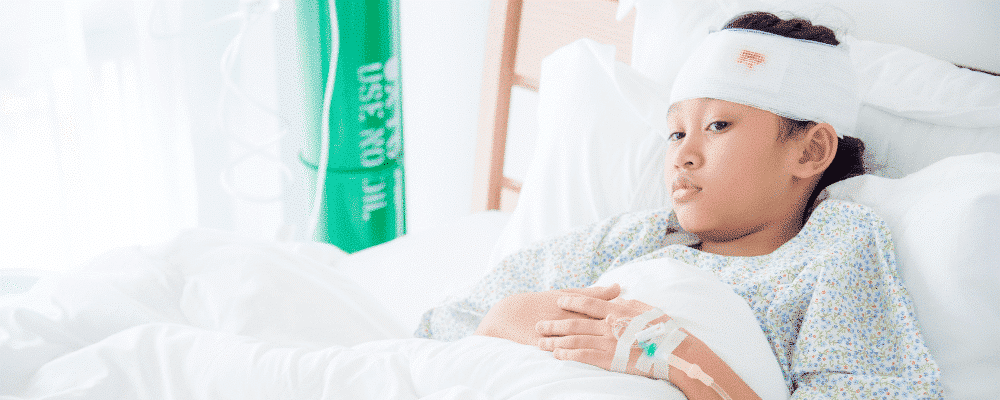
667, 131, 686, 141
708, 121, 730, 131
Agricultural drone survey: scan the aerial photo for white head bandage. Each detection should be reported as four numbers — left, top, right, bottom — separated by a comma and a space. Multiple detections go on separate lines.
669, 29, 860, 137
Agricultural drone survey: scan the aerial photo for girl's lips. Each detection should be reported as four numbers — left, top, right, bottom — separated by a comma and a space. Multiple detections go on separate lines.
672, 187, 701, 201
672, 175, 701, 201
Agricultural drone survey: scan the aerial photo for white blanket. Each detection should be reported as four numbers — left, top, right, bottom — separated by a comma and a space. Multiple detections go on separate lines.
1, 229, 783, 399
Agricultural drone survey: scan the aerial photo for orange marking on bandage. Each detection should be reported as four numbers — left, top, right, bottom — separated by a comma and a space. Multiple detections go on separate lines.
737, 49, 765, 69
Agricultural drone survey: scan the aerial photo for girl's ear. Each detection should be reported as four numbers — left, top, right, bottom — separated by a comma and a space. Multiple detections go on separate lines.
790, 122, 838, 179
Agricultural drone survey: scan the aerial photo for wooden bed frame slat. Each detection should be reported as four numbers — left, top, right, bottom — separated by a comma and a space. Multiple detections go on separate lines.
471, 0, 523, 212
472, 0, 633, 212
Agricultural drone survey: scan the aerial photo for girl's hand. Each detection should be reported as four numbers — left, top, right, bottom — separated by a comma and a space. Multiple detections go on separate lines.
538, 296, 762, 400
535, 295, 669, 379
473, 284, 622, 346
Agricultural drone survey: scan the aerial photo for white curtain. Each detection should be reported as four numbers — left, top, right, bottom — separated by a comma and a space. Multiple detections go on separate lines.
0, 0, 292, 271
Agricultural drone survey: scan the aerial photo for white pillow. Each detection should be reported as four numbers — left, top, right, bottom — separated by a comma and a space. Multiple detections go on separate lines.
825, 153, 1000, 399
619, 0, 1000, 179
852, 105, 1000, 178
487, 39, 671, 265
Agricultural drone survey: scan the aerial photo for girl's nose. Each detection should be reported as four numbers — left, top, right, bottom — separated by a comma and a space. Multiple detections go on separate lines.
671, 135, 702, 170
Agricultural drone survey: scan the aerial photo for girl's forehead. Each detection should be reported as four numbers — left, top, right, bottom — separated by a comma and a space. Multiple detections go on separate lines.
667, 98, 763, 121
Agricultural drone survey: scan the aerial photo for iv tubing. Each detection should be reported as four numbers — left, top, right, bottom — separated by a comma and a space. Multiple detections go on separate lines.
304, 2, 338, 241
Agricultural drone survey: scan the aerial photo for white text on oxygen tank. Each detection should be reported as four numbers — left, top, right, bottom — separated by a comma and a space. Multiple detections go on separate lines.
361, 177, 387, 221
358, 62, 385, 122
359, 127, 385, 167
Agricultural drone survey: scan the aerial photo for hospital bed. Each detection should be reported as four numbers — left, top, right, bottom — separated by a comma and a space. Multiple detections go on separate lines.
2, 0, 999, 398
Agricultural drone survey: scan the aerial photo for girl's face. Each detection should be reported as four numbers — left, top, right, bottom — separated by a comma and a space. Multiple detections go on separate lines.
664, 98, 804, 246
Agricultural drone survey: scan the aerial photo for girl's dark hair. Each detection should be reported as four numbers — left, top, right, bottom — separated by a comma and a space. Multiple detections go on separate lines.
723, 11, 840, 45
725, 11, 866, 213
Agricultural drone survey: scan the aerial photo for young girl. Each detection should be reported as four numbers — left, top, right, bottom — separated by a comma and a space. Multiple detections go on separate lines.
417, 12, 943, 399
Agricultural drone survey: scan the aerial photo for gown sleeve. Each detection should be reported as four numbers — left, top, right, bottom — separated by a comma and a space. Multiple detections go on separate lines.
414, 208, 690, 341
788, 211, 943, 399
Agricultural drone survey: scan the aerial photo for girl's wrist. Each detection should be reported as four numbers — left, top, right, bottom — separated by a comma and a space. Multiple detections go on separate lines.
668, 333, 718, 398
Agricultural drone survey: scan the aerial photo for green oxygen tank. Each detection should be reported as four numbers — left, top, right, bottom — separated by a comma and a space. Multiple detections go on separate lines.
296, 0, 405, 252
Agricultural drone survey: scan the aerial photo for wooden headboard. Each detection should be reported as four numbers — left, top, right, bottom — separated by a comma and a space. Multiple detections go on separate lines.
471, 0, 634, 212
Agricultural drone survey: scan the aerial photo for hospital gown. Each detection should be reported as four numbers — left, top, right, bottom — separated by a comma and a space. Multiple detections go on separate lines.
416, 200, 943, 398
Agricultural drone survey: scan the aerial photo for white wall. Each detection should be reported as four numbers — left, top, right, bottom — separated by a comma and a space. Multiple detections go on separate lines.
398, 0, 492, 235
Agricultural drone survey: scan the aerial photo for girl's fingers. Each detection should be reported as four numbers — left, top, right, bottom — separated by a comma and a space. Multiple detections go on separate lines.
536, 318, 609, 337
557, 295, 615, 319
552, 348, 612, 369
538, 334, 613, 352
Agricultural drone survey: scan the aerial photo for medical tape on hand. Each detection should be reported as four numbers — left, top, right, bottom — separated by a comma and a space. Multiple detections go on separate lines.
633, 320, 685, 374
651, 359, 671, 380
635, 319, 681, 344
609, 308, 664, 373
646, 330, 688, 376
628, 324, 735, 400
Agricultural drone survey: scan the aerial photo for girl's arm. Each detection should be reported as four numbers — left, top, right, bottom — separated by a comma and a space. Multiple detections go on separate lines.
536, 296, 760, 400
668, 330, 759, 400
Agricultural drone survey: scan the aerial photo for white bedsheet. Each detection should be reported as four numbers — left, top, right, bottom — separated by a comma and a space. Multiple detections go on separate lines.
1, 229, 681, 399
